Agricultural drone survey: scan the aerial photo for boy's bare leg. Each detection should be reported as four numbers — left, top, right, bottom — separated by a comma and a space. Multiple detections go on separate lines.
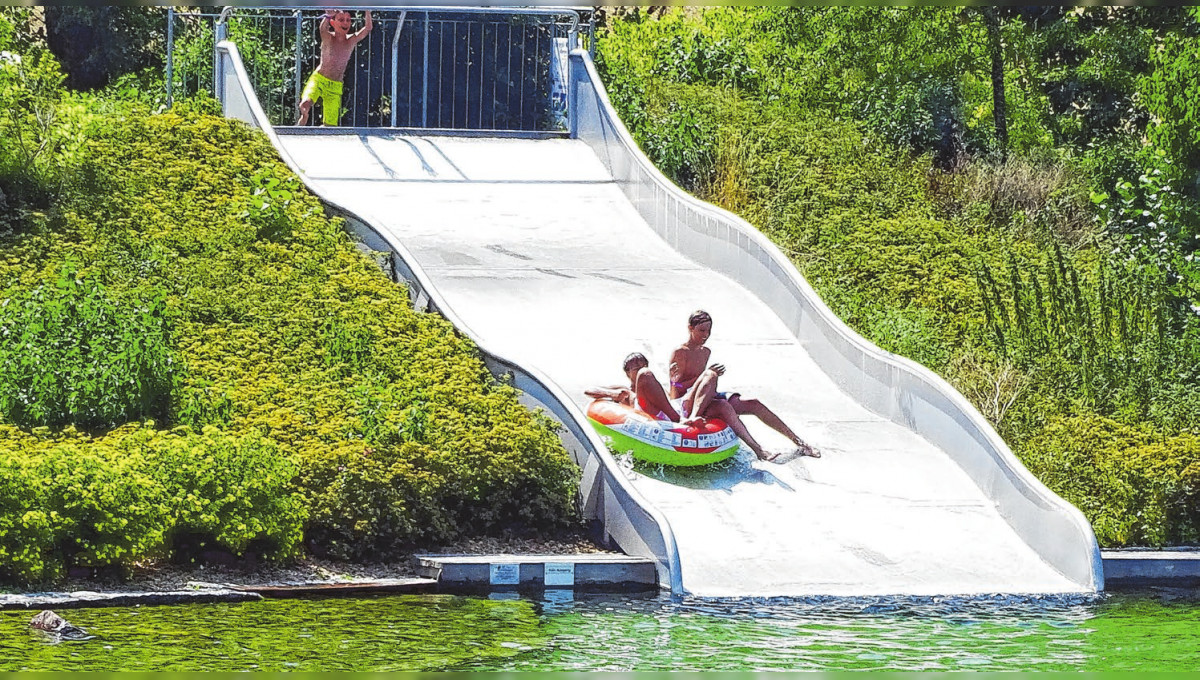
709, 399, 776, 461
729, 395, 819, 458
297, 98, 313, 125
634, 368, 679, 421
685, 369, 721, 423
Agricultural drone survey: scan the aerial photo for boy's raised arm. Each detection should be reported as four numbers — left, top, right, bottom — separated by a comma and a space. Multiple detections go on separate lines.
353, 11, 373, 43
318, 13, 331, 41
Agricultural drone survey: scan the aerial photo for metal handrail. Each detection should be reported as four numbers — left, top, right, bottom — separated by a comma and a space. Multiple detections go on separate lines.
214, 5, 581, 131
217, 6, 579, 30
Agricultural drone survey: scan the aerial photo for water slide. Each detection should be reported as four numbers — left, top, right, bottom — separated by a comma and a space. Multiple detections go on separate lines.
216, 41, 1103, 597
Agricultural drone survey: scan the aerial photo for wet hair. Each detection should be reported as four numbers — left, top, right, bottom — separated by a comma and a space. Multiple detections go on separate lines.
688, 310, 712, 328
622, 352, 648, 373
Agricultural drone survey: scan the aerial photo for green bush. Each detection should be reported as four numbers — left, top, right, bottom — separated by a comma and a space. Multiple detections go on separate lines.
0, 105, 579, 580
0, 455, 55, 582
0, 43, 67, 216
137, 426, 305, 559
38, 441, 169, 570
1143, 24, 1200, 199
0, 261, 175, 429
0, 423, 307, 583
42, 6, 165, 91
1018, 414, 1200, 546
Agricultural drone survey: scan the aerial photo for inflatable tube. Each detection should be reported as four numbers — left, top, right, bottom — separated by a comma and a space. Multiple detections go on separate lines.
586, 400, 741, 466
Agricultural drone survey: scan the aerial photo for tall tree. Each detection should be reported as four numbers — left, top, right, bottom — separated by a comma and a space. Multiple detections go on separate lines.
42, 6, 163, 90
983, 7, 1008, 161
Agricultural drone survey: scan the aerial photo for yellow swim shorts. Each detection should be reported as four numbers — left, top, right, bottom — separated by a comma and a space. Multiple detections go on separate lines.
301, 72, 343, 126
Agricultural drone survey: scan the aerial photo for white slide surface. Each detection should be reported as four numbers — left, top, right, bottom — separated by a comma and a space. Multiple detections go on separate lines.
274, 132, 1088, 597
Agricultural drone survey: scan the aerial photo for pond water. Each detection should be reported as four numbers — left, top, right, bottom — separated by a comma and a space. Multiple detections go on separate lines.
2, 590, 1199, 671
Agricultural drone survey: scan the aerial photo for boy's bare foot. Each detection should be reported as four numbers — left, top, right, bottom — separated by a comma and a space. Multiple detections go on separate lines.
794, 442, 821, 458
755, 448, 781, 462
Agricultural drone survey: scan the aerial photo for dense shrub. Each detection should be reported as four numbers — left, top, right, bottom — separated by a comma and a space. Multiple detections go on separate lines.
42, 6, 165, 91
0, 261, 175, 429
0, 93, 579, 580
0, 42, 67, 218
0, 424, 305, 583
140, 426, 305, 559
1019, 414, 1200, 546
0, 455, 55, 582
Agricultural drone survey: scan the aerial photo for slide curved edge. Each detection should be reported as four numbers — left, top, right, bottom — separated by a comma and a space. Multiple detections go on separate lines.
214, 40, 685, 594
568, 48, 1103, 592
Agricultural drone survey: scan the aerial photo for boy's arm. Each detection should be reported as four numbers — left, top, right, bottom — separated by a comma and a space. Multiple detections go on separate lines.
352, 11, 373, 43
584, 386, 633, 405
318, 14, 331, 42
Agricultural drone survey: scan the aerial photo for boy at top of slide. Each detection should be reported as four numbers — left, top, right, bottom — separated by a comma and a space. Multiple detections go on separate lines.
297, 9, 372, 126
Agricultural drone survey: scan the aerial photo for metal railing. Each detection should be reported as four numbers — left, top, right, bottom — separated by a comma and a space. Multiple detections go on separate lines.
165, 8, 223, 107
174, 6, 584, 132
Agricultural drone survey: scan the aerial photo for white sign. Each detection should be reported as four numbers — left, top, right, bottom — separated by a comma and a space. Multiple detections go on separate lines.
490, 563, 520, 585
544, 562, 575, 587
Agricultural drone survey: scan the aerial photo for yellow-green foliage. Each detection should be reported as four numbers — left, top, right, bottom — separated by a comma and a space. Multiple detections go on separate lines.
0, 423, 302, 583
0, 108, 578, 579
1019, 414, 1200, 547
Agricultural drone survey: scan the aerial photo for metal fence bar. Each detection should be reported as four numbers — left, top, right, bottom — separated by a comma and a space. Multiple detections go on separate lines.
588, 10, 595, 59
490, 22, 498, 130
390, 12, 406, 127
293, 10, 302, 120
166, 8, 175, 108
422, 12, 430, 128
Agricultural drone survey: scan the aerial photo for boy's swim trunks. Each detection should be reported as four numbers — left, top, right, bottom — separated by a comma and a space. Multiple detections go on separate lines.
301, 72, 343, 126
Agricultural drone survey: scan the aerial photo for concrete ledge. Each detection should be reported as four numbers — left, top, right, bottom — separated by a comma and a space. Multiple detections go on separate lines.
230, 578, 437, 598
1103, 550, 1200, 588
416, 554, 657, 591
0, 589, 261, 611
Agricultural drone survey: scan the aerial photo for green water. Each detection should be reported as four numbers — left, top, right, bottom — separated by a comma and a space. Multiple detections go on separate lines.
2, 591, 1199, 671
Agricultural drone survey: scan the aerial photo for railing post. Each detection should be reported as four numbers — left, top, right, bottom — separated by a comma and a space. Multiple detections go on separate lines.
588, 10, 596, 60
421, 11, 430, 128
391, 11, 407, 128
568, 51, 578, 139
293, 9, 302, 114
166, 7, 175, 108
214, 18, 228, 100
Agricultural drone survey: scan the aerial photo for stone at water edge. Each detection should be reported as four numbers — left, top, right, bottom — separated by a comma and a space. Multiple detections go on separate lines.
29, 610, 67, 632
29, 610, 91, 641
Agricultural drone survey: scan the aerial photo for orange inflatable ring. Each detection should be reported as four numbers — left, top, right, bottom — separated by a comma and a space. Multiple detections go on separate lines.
586, 399, 741, 466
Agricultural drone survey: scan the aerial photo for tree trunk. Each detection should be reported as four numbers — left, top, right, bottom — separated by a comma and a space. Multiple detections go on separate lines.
985, 8, 1009, 161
